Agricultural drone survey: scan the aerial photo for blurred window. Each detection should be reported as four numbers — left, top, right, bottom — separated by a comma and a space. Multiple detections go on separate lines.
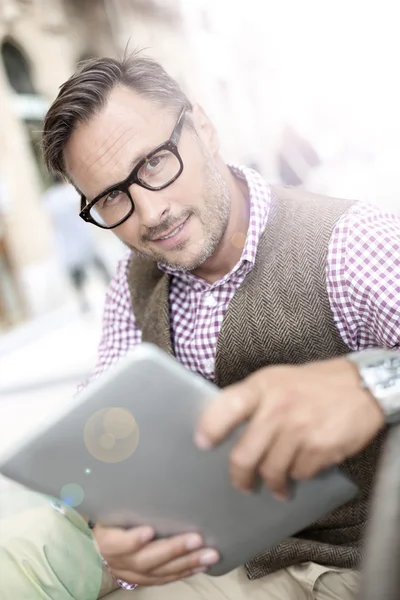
1, 39, 51, 190
1, 39, 35, 94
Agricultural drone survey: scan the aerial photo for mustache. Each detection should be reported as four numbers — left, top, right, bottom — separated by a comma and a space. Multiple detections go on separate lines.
142, 211, 192, 242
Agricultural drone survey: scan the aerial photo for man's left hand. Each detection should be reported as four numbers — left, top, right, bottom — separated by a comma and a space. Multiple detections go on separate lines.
195, 357, 385, 498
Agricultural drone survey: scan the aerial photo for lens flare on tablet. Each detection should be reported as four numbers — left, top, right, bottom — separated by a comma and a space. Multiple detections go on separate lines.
84, 408, 140, 463
60, 483, 84, 508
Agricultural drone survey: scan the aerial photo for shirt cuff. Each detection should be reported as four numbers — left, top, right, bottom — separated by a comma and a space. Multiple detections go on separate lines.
116, 577, 138, 590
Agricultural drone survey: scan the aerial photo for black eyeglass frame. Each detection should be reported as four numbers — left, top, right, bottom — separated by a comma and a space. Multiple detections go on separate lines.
79, 107, 187, 229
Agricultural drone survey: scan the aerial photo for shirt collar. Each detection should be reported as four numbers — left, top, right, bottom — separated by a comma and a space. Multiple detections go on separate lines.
159, 164, 271, 282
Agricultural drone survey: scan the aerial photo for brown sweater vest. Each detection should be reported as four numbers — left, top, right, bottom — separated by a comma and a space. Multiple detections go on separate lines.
127, 185, 386, 578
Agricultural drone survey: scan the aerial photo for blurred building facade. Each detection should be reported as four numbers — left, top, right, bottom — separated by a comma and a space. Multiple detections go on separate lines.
0, 0, 118, 328
2, 1, 396, 331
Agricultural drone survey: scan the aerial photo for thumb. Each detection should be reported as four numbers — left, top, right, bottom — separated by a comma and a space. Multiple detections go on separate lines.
195, 379, 260, 449
93, 525, 155, 558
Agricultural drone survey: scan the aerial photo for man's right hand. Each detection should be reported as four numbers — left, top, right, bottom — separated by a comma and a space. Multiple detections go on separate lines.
94, 525, 220, 586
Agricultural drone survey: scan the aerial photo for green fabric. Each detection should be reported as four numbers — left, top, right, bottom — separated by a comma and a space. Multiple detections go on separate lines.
0, 488, 103, 599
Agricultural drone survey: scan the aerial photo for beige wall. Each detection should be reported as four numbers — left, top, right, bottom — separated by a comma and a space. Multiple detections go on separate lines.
0, 60, 51, 266
0, 0, 118, 320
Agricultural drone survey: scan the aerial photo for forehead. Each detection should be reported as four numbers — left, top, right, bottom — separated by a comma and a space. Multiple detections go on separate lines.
64, 86, 172, 195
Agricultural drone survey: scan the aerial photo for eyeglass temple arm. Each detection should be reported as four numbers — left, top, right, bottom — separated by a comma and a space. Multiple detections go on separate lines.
170, 107, 186, 146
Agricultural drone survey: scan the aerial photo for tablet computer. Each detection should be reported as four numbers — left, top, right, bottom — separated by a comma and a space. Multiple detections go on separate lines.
0, 343, 358, 576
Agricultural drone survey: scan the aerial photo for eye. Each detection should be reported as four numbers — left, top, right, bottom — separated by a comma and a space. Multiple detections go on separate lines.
145, 154, 166, 172
98, 190, 122, 209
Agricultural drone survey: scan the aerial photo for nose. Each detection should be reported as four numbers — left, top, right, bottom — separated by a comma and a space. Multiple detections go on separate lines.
129, 183, 169, 228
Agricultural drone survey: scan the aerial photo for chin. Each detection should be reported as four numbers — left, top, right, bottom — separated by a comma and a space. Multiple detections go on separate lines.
137, 237, 209, 271
160, 248, 205, 272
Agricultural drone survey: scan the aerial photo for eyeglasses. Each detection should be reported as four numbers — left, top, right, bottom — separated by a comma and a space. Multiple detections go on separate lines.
79, 107, 187, 229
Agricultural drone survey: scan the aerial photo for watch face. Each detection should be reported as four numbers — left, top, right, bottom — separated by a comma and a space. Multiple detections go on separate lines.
363, 355, 400, 396
360, 354, 400, 421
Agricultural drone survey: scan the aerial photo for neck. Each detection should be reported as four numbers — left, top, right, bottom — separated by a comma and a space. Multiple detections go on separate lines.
192, 163, 250, 284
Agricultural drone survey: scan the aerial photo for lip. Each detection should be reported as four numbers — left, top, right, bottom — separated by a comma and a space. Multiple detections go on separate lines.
151, 216, 190, 249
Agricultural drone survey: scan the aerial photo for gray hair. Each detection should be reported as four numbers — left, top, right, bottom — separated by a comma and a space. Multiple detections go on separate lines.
42, 51, 193, 177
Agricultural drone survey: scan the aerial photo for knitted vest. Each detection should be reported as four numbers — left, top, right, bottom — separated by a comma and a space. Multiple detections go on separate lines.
127, 185, 385, 578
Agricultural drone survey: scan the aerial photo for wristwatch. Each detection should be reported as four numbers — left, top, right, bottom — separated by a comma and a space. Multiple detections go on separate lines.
348, 349, 400, 424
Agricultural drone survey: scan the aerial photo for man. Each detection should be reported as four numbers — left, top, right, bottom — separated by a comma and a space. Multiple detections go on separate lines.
2, 53, 399, 599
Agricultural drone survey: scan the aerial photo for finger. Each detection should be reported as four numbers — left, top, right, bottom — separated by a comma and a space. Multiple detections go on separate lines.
228, 408, 280, 491
119, 533, 205, 574
258, 431, 301, 498
149, 547, 219, 577
195, 380, 260, 449
94, 525, 155, 558
290, 443, 343, 481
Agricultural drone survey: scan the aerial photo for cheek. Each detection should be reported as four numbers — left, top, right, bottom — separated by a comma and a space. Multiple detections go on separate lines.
178, 136, 208, 189
167, 162, 206, 210
113, 216, 141, 247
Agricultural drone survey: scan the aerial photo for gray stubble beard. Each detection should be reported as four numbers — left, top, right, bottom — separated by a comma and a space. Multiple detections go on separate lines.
127, 159, 231, 272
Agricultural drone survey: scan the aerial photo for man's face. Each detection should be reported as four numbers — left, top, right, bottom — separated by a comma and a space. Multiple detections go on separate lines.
64, 86, 230, 271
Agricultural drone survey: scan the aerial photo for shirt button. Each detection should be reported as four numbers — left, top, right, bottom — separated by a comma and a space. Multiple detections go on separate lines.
204, 292, 218, 308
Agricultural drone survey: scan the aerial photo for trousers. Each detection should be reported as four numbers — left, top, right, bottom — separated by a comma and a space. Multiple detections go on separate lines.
0, 487, 360, 599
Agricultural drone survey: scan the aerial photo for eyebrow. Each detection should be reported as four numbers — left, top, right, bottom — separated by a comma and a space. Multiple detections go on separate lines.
78, 144, 155, 203
127, 145, 153, 172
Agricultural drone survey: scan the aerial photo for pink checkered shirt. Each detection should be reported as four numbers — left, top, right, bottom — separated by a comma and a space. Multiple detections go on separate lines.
89, 165, 400, 590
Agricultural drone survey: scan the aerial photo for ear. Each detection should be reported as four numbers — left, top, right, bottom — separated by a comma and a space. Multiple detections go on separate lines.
191, 104, 220, 158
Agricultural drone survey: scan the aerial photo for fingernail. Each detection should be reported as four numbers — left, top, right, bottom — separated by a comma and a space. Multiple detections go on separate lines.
185, 534, 203, 550
194, 432, 212, 450
233, 481, 253, 494
272, 491, 288, 501
139, 527, 155, 542
199, 549, 219, 565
